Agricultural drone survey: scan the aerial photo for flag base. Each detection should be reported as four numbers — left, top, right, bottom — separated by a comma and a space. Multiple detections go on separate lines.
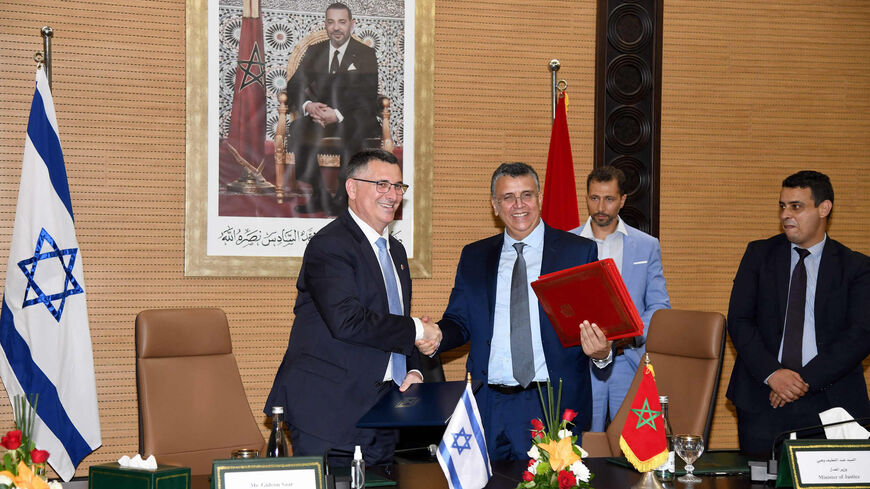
632, 471, 665, 489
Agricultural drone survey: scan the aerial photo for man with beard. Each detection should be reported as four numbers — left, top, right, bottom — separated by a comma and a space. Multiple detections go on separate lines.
287, 2, 380, 215
570, 166, 670, 432
727, 170, 870, 458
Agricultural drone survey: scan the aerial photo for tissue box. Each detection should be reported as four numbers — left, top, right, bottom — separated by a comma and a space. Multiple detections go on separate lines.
89, 463, 190, 489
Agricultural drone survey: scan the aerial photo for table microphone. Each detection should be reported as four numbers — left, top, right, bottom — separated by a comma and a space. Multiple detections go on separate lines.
751, 416, 870, 482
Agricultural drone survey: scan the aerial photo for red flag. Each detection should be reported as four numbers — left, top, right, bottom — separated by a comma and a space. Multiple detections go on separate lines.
619, 362, 668, 472
226, 0, 266, 167
541, 93, 580, 231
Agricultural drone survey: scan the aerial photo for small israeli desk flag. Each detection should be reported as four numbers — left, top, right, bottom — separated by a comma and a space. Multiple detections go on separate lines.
436, 379, 491, 489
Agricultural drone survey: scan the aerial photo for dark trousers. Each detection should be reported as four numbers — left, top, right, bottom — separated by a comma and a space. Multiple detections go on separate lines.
485, 386, 582, 462
736, 392, 830, 460
289, 423, 398, 467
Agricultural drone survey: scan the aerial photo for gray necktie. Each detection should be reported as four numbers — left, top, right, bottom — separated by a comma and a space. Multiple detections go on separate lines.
510, 242, 535, 388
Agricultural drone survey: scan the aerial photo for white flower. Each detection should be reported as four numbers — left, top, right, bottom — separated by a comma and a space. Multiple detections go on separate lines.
48, 482, 63, 489
527, 445, 541, 460
0, 474, 12, 485
528, 460, 540, 474
577, 446, 589, 458
570, 460, 591, 483
558, 429, 573, 440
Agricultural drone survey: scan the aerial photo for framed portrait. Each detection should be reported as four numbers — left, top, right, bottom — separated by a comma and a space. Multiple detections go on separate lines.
185, 0, 433, 277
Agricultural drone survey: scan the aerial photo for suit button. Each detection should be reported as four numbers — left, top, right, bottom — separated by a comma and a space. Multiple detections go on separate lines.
486, 340, 491, 346
481, 370, 487, 376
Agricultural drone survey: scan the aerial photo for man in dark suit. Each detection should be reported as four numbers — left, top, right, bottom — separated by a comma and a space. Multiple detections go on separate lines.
265, 149, 441, 465
435, 162, 613, 461
288, 2, 380, 215
727, 170, 870, 459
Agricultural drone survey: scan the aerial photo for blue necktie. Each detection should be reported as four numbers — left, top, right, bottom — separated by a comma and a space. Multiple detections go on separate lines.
376, 237, 406, 385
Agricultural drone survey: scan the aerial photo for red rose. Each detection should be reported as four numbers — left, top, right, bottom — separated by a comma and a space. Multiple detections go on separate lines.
523, 470, 535, 482
558, 469, 576, 489
1, 430, 22, 450
562, 409, 578, 423
530, 419, 544, 431
532, 430, 544, 440
31, 448, 49, 463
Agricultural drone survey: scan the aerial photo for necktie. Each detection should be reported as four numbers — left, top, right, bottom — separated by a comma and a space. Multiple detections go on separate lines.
376, 237, 406, 385
330, 49, 340, 74
510, 242, 535, 388
782, 247, 810, 370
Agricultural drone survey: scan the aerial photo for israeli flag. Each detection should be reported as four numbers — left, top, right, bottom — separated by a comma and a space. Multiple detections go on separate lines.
0, 67, 101, 481
436, 382, 491, 489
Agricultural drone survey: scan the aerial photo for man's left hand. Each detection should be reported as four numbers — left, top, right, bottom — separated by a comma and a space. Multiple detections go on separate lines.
318, 107, 339, 125
399, 371, 423, 392
579, 320, 612, 360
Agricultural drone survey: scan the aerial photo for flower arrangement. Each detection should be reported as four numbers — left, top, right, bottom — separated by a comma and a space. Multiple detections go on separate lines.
0, 395, 60, 489
517, 380, 594, 489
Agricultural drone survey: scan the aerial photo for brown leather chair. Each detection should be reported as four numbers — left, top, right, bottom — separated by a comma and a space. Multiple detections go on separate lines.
135, 308, 265, 475
582, 309, 726, 457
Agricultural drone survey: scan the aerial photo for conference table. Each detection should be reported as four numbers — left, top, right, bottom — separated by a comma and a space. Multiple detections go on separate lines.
191, 456, 766, 489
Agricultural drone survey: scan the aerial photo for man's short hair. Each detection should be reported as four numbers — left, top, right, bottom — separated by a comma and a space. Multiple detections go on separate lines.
587, 165, 626, 195
326, 2, 353, 20
490, 162, 540, 198
346, 148, 399, 178
782, 170, 834, 207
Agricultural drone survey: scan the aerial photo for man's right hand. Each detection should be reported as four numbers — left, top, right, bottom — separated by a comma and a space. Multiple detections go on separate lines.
767, 368, 809, 403
416, 316, 442, 356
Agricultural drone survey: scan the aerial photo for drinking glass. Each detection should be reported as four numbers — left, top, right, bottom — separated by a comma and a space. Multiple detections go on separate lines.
675, 434, 704, 483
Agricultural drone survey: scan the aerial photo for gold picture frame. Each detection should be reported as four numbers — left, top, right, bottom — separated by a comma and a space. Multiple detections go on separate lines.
184, 0, 433, 277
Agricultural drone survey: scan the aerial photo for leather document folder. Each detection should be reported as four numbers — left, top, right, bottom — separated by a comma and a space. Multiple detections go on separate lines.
530, 258, 643, 348
356, 380, 482, 428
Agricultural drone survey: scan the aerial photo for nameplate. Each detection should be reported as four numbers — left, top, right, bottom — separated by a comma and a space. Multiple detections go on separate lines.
212, 457, 325, 489
777, 440, 870, 488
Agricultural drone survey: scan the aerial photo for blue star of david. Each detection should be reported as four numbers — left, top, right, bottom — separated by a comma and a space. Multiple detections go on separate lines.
17, 228, 84, 322
451, 427, 473, 454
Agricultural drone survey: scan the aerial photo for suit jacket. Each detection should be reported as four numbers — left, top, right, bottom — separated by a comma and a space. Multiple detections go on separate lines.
265, 211, 420, 443
571, 221, 670, 368
726, 233, 870, 419
287, 37, 380, 148
437, 224, 599, 433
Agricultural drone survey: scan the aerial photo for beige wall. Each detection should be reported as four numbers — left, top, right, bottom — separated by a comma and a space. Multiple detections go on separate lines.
1, 0, 868, 477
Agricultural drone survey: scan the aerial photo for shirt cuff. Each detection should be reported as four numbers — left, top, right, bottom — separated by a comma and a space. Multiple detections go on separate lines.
408, 369, 423, 382
592, 350, 613, 369
334, 108, 344, 123
302, 100, 312, 116
413, 317, 423, 341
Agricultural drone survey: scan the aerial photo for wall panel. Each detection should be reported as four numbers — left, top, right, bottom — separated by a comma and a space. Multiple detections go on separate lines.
0, 0, 868, 477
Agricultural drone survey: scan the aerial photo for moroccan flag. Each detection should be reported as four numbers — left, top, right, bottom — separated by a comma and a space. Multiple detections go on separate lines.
226, 0, 266, 167
619, 362, 668, 472
541, 92, 580, 231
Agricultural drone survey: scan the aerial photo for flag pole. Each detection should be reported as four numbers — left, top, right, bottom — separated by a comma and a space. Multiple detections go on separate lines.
41, 26, 53, 90
549, 59, 560, 121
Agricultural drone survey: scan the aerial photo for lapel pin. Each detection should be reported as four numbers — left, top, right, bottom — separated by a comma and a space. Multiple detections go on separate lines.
401, 264, 405, 270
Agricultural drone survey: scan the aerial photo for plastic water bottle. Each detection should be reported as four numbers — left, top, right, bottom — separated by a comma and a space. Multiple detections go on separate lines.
654, 395, 675, 481
351, 445, 366, 488
266, 406, 290, 457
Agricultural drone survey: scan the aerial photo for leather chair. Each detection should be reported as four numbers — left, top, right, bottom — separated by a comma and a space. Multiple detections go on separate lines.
135, 308, 265, 475
582, 309, 726, 457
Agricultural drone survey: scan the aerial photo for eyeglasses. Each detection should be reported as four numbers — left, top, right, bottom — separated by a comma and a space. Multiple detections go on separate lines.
351, 178, 409, 195
497, 191, 538, 206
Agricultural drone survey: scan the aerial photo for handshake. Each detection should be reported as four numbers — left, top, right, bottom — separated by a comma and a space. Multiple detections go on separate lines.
415, 316, 442, 356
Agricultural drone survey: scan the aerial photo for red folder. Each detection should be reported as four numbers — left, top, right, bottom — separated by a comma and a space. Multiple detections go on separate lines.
531, 258, 643, 348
